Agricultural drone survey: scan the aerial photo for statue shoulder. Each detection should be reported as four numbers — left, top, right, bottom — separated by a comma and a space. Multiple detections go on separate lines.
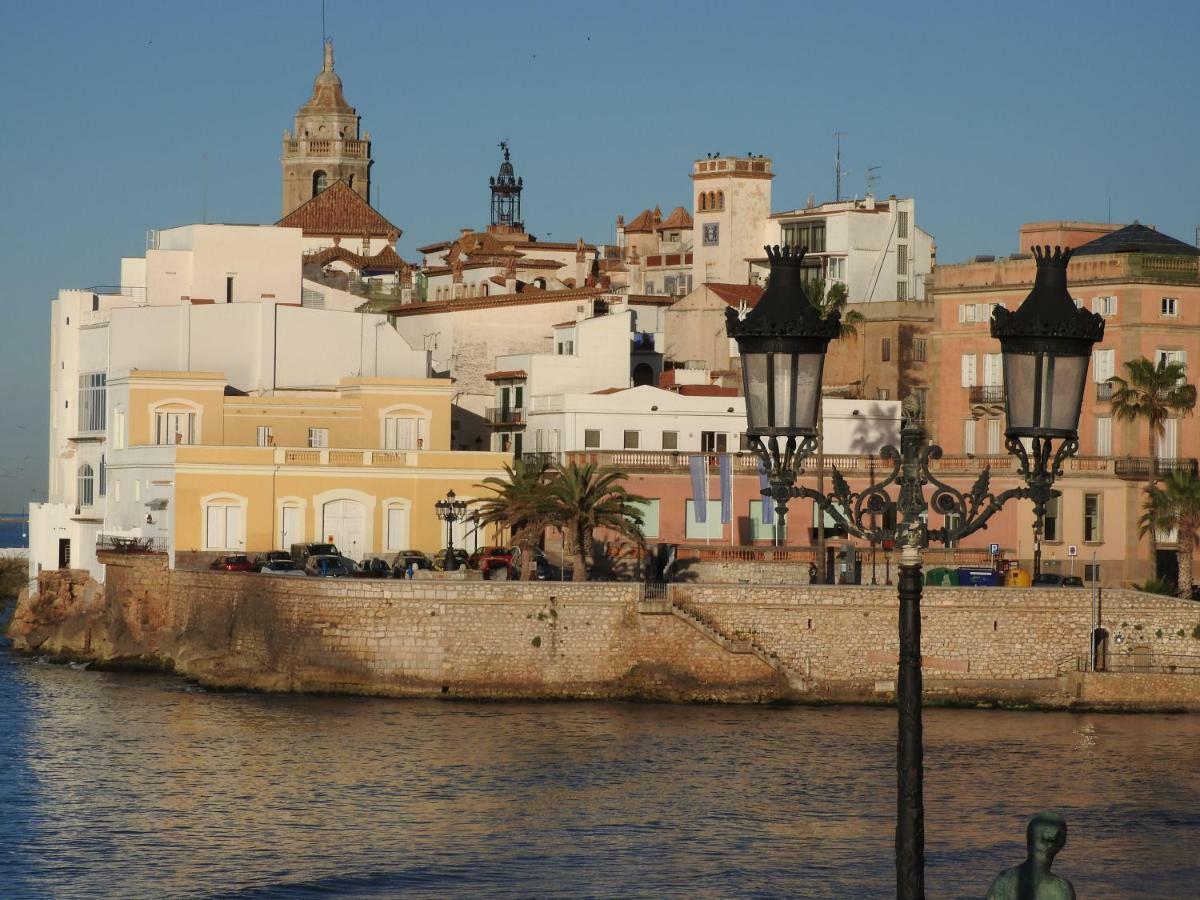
985, 867, 1018, 899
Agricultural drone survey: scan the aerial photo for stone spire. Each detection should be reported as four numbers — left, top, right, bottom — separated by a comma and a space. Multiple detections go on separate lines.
280, 39, 373, 216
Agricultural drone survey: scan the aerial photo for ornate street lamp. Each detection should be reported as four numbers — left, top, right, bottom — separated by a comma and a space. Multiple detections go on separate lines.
731, 243, 1097, 899
992, 245, 1105, 576
434, 489, 469, 571
726, 245, 841, 526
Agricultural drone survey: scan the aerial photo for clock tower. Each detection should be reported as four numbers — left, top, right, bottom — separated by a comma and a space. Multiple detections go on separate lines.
690, 154, 774, 285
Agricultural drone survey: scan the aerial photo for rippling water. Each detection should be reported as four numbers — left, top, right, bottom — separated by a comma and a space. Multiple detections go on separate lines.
1, 644, 1198, 899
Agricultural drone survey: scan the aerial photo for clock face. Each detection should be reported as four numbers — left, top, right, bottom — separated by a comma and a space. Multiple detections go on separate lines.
703, 223, 719, 246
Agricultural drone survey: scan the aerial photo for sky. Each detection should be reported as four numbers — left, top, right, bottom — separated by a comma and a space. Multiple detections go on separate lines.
0, 0, 1198, 511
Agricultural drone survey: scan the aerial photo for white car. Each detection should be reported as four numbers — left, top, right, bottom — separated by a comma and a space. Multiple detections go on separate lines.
260, 560, 307, 577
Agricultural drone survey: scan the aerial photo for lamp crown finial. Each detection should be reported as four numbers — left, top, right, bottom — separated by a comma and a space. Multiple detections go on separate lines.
1033, 244, 1073, 268
764, 244, 807, 267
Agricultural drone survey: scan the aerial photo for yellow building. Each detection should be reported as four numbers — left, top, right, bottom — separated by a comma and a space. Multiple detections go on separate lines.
104, 371, 509, 563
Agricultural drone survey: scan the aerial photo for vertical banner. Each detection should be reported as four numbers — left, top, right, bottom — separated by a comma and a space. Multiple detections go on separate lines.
758, 459, 774, 525
689, 455, 708, 523
719, 453, 733, 525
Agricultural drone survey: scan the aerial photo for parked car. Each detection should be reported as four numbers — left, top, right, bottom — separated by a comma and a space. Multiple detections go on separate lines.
290, 542, 340, 565
432, 548, 470, 571
1032, 573, 1085, 588
468, 546, 516, 580
392, 550, 434, 576
255, 550, 292, 572
304, 554, 356, 577
353, 557, 394, 579
260, 559, 307, 577
210, 554, 256, 572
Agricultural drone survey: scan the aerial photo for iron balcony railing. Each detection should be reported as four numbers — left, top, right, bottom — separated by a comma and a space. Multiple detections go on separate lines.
1096, 381, 1114, 401
486, 407, 526, 426
968, 385, 1006, 405
1114, 457, 1199, 480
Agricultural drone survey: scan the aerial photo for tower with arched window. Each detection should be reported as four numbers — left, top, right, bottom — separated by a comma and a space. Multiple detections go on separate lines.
281, 39, 373, 216
489, 142, 523, 233
690, 154, 773, 286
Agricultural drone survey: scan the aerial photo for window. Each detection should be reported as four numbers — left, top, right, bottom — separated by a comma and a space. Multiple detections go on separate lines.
912, 338, 927, 362
958, 302, 997, 324
960, 354, 977, 388
881, 338, 892, 362
630, 499, 660, 539
1044, 496, 1060, 542
1158, 418, 1178, 460
739, 433, 752, 451
555, 340, 575, 355
700, 431, 727, 453
584, 429, 601, 450
877, 388, 890, 400
312, 170, 327, 196
308, 428, 329, 448
155, 411, 195, 445
827, 257, 846, 281
983, 353, 1003, 387
661, 431, 679, 450
749, 500, 778, 542
1092, 295, 1117, 317
664, 276, 677, 295
1083, 494, 1102, 542
644, 283, 655, 295
986, 418, 1001, 454
623, 430, 640, 450
781, 222, 825, 252
898, 210, 910, 238
384, 417, 423, 450
205, 502, 245, 550
113, 409, 125, 449
897, 250, 908, 275
1096, 416, 1112, 456
685, 500, 723, 539
1084, 563, 1101, 583
256, 426, 273, 447
77, 372, 107, 433
1092, 348, 1115, 384
896, 281, 909, 301
98, 455, 106, 497
226, 276, 234, 303
1156, 349, 1186, 374
963, 419, 977, 455
1161, 297, 1178, 317
77, 464, 94, 507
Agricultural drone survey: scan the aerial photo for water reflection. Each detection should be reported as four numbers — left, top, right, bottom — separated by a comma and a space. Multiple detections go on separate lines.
2, 648, 1198, 899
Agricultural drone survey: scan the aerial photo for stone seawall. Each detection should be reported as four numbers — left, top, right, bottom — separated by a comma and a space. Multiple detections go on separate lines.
9, 552, 1200, 707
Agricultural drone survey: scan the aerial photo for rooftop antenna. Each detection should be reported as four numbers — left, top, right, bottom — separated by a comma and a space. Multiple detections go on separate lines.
834, 131, 845, 201
865, 165, 880, 196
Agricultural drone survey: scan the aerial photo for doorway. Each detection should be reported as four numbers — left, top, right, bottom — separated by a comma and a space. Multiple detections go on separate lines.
322, 499, 365, 560
1092, 628, 1110, 672
58, 538, 71, 569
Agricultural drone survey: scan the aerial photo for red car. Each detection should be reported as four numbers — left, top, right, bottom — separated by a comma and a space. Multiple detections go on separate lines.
468, 546, 517, 580
210, 554, 256, 572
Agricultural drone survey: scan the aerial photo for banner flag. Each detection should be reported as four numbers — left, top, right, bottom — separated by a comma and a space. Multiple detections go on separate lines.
689, 455, 708, 523
758, 459, 774, 525
719, 454, 733, 525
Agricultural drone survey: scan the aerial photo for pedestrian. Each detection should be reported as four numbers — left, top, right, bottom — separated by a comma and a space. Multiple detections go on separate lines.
808, 561, 818, 584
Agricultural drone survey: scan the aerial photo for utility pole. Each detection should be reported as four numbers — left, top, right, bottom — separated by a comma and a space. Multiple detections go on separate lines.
834, 131, 845, 202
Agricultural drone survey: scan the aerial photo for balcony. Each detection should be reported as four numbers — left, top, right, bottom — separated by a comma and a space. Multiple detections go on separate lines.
968, 385, 1005, 405
1096, 381, 1114, 402
486, 407, 526, 427
1114, 457, 1199, 480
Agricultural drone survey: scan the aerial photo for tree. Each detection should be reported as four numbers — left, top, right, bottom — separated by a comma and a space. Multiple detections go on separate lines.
808, 278, 864, 339
1139, 469, 1200, 598
472, 459, 552, 580
545, 462, 646, 581
1109, 357, 1197, 470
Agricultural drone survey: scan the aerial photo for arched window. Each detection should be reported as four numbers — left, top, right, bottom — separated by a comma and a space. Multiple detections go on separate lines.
708, 191, 716, 209
698, 193, 706, 210
78, 464, 94, 508
479, 283, 488, 297
312, 170, 328, 197
717, 191, 725, 209
347, 174, 354, 190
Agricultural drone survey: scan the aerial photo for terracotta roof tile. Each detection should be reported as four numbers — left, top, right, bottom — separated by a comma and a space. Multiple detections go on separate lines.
656, 206, 693, 231
306, 244, 412, 273
672, 384, 739, 397
623, 207, 663, 234
707, 283, 764, 308
485, 369, 528, 381
277, 180, 401, 237
591, 387, 627, 395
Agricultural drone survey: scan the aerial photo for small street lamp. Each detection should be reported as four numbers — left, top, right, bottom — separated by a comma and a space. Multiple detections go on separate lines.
729, 243, 1100, 899
434, 489, 469, 571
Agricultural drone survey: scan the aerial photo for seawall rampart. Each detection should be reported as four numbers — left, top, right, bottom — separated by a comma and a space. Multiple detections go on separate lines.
9, 552, 1200, 707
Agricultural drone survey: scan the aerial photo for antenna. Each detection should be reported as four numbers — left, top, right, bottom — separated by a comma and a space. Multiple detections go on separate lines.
866, 165, 880, 196
834, 131, 845, 202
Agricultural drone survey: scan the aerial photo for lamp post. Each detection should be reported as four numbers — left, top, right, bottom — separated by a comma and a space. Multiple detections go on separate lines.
434, 489, 469, 571
729, 244, 1101, 899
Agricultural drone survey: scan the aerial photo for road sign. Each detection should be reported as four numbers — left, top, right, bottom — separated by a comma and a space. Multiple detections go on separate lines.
1068, 544, 1078, 558
989, 542, 1000, 555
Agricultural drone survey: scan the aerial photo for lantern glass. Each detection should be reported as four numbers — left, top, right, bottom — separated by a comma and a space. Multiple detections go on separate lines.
1003, 348, 1089, 437
742, 349, 825, 436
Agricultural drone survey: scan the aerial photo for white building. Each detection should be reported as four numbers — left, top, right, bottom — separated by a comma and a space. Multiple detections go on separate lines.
686, 154, 934, 301
31, 223, 431, 580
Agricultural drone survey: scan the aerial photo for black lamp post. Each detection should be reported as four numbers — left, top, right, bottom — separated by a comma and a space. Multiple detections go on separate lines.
434, 489, 469, 571
730, 244, 1098, 899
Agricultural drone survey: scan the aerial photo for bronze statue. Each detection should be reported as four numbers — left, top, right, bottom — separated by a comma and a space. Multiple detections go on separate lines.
986, 812, 1076, 899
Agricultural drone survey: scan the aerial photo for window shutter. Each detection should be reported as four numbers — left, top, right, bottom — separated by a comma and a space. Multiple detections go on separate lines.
961, 354, 977, 387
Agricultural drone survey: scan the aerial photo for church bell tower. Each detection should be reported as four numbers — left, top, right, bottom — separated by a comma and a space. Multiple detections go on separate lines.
281, 39, 373, 216
488, 142, 523, 233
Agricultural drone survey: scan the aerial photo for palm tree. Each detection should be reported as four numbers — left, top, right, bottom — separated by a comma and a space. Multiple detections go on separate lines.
545, 462, 647, 581
1139, 469, 1200, 598
1109, 356, 1197, 473
473, 458, 551, 580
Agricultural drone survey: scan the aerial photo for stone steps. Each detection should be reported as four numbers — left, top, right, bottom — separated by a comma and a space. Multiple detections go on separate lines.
668, 602, 807, 691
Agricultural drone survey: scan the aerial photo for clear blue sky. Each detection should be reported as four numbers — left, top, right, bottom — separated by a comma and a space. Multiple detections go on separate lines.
1, 0, 1198, 511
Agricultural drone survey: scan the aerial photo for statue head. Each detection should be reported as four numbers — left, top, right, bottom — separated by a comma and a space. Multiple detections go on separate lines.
1025, 811, 1068, 866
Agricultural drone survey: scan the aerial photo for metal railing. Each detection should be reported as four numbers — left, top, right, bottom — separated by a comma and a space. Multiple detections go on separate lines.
486, 407, 526, 426
968, 385, 1006, 405
1095, 381, 1114, 401
96, 534, 165, 553
1114, 457, 1199, 480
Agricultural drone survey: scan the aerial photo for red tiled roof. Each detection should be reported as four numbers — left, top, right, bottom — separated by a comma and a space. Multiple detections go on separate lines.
277, 180, 401, 237
388, 286, 609, 318
707, 283, 764, 308
624, 294, 675, 306
306, 244, 411, 273
485, 369, 528, 381
591, 387, 627, 395
656, 206, 693, 231
552, 320, 577, 328
672, 385, 739, 397
624, 207, 663, 233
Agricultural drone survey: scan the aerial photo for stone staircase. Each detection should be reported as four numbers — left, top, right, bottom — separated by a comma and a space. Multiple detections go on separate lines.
660, 593, 806, 691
